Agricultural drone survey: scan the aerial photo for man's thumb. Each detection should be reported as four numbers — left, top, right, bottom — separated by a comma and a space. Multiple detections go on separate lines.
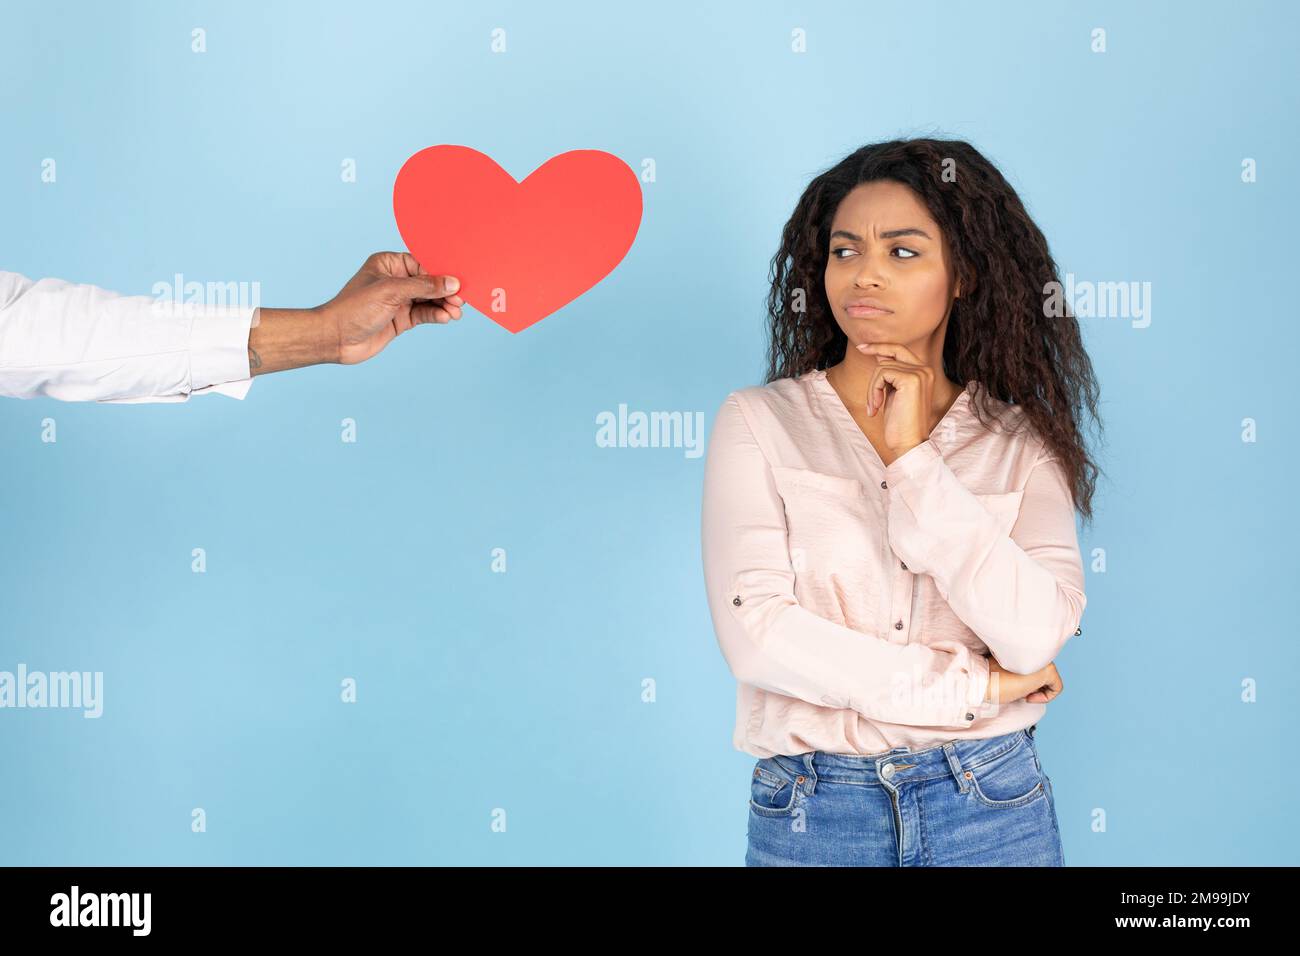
382, 275, 459, 302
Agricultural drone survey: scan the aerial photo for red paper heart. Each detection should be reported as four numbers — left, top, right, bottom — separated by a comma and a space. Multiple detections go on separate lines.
393, 145, 643, 334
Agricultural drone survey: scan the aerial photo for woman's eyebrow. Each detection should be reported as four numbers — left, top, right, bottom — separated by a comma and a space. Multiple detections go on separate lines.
830, 227, 933, 241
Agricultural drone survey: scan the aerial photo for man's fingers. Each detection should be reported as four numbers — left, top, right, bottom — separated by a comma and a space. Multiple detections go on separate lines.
411, 302, 456, 324
382, 275, 460, 303
364, 251, 406, 275
364, 251, 436, 279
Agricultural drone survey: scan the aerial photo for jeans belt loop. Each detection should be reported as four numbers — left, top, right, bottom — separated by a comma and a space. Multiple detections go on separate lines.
941, 741, 970, 793
800, 752, 818, 795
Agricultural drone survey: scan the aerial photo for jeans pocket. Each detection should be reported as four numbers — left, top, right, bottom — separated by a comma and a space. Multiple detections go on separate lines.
749, 758, 800, 818
965, 739, 1046, 809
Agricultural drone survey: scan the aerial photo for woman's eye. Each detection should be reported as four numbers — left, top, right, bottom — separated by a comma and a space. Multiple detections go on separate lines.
830, 247, 918, 260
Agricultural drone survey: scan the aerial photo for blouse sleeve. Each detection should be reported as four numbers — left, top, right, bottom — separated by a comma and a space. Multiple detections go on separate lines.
701, 393, 990, 729
882, 438, 1087, 674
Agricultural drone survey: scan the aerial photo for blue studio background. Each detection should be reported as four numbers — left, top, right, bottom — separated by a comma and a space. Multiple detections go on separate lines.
2, 0, 1297, 865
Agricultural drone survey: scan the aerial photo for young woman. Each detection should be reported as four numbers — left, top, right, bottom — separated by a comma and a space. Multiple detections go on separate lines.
700, 138, 1102, 866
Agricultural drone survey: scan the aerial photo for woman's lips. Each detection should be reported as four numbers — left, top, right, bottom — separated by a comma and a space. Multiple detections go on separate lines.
846, 305, 892, 317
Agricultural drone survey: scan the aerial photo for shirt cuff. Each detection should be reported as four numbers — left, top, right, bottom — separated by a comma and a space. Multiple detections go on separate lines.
96, 378, 255, 404
189, 305, 255, 391
194, 378, 253, 399
883, 439, 942, 484
93, 307, 255, 404
965, 653, 992, 720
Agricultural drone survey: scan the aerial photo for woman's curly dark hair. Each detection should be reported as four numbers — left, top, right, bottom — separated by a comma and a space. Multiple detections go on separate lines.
764, 137, 1104, 524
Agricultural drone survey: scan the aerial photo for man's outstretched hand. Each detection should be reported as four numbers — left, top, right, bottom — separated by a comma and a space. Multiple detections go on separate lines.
324, 252, 464, 365
248, 252, 464, 376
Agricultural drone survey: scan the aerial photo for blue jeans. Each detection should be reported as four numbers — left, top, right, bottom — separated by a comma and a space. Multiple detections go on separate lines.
745, 725, 1064, 866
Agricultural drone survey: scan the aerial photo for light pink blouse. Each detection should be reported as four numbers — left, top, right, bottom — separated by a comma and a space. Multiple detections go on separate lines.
700, 368, 1087, 757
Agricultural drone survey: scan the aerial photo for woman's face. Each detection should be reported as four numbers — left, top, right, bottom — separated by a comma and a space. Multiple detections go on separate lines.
823, 180, 960, 351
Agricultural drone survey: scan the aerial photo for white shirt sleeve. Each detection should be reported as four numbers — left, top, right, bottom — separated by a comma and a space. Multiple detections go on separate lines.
0, 270, 255, 404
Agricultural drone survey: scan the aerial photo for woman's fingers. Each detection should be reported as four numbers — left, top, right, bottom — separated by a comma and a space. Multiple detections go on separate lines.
858, 341, 925, 366
865, 360, 922, 415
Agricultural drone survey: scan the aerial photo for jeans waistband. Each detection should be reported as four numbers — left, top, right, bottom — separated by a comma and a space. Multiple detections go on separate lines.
768, 725, 1038, 791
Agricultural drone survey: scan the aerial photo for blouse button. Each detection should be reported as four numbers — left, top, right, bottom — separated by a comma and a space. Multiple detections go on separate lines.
1075, 626, 1082, 636
733, 596, 742, 607
880, 480, 888, 489
894, 619, 904, 630
965, 713, 975, 721
900, 561, 907, 570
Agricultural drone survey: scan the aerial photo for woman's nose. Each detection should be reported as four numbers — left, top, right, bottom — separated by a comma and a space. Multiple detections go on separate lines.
853, 255, 889, 288
854, 269, 886, 289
